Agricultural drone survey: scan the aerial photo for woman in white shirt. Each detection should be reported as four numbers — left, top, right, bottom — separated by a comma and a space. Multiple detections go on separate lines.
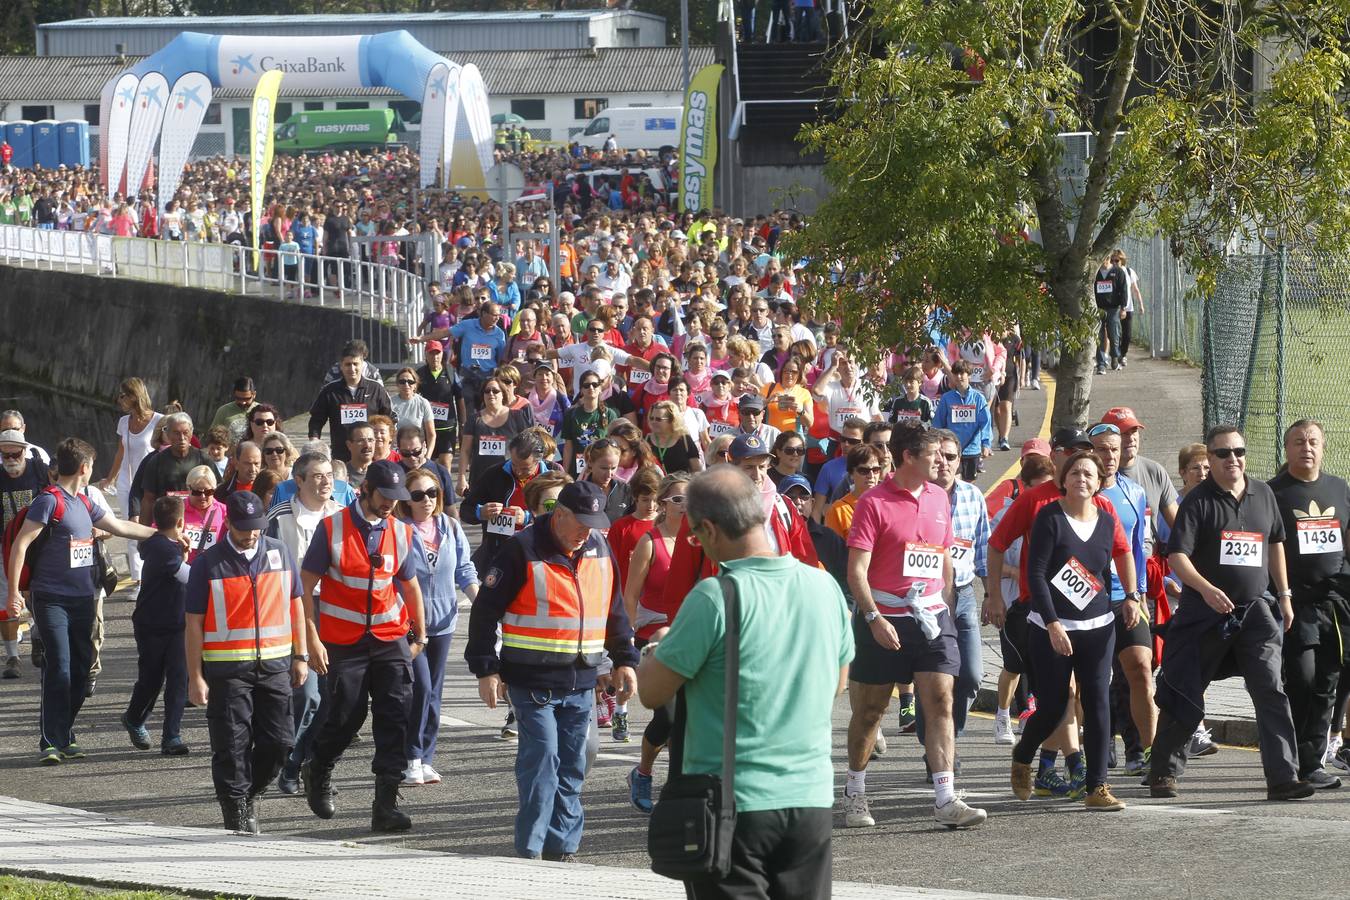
98, 377, 162, 584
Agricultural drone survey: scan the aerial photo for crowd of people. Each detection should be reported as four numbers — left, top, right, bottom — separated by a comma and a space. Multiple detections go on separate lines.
4, 152, 1347, 898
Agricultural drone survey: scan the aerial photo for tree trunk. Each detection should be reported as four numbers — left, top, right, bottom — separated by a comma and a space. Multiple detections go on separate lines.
1050, 279, 1098, 431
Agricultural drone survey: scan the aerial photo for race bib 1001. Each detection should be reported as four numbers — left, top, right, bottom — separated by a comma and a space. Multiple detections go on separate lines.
1297, 519, 1342, 556
1051, 557, 1101, 611
339, 403, 366, 425
479, 437, 506, 456
69, 538, 94, 569
1220, 530, 1264, 567
430, 401, 450, 422
950, 405, 976, 424
902, 542, 944, 580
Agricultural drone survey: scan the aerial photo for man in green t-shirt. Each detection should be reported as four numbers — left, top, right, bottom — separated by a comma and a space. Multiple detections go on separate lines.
639, 465, 852, 899
14, 192, 33, 226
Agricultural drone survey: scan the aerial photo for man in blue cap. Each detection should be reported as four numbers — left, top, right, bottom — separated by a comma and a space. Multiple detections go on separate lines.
465, 479, 639, 861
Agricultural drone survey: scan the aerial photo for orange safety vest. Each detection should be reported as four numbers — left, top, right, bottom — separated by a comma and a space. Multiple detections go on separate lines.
201, 545, 294, 664
316, 506, 413, 645
500, 526, 614, 667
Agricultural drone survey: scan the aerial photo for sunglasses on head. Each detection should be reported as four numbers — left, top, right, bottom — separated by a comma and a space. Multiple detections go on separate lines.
409, 488, 440, 502
1211, 446, 1247, 459
1088, 423, 1120, 437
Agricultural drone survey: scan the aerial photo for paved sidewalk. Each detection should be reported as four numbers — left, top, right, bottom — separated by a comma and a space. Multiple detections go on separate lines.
0, 797, 1045, 900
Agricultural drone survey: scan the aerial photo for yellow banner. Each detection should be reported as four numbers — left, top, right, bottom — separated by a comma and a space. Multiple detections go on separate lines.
250, 68, 284, 269
679, 63, 724, 214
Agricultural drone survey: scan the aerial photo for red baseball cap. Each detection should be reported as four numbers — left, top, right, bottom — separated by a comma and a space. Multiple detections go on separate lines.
1100, 407, 1144, 431
424, 340, 444, 354
1020, 438, 1052, 458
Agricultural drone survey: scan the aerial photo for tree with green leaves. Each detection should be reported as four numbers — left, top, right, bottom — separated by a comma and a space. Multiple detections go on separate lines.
783, 0, 1350, 428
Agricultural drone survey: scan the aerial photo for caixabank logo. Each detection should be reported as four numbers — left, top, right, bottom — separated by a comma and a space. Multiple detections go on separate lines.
231, 52, 347, 77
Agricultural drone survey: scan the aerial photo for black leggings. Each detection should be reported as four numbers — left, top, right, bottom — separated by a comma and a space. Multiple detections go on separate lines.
1013, 622, 1116, 789
635, 636, 674, 747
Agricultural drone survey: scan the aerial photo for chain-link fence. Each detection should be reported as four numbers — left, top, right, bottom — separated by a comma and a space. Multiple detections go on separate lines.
1200, 248, 1350, 479
1117, 233, 1204, 363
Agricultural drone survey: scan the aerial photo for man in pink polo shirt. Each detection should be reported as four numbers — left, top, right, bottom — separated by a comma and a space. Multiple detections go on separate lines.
842, 421, 988, 831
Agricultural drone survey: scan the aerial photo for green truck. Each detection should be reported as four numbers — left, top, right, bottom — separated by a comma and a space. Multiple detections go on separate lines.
273, 109, 404, 154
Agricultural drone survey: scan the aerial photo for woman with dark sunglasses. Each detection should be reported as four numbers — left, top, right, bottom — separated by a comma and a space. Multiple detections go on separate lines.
245, 403, 281, 448
767, 430, 808, 488
181, 464, 226, 563
395, 468, 478, 787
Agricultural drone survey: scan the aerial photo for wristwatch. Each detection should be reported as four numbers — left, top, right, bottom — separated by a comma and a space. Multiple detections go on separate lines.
863, 610, 880, 624
1124, 591, 1142, 603
293, 653, 309, 662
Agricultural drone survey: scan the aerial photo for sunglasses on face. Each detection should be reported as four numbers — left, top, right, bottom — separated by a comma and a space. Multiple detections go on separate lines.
854, 465, 884, 475
1211, 446, 1247, 459
941, 452, 960, 462
588, 327, 606, 335
650, 416, 674, 423
396, 379, 416, 386
581, 381, 601, 389
264, 446, 287, 456
253, 418, 275, 427
483, 388, 503, 395
0, 450, 23, 461
840, 437, 862, 447
191, 487, 215, 497
409, 488, 440, 502
779, 445, 806, 456
663, 494, 687, 505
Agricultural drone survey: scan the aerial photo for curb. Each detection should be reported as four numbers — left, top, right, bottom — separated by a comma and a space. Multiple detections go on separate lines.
972, 688, 1259, 748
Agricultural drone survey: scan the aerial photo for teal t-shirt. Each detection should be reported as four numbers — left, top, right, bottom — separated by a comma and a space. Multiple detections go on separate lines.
654, 555, 853, 812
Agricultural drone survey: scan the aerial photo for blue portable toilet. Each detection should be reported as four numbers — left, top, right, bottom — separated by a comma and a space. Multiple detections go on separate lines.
58, 120, 90, 168
32, 120, 60, 169
5, 121, 34, 168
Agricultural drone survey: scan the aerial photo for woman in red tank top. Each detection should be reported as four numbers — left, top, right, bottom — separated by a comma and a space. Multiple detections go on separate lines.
620, 471, 692, 813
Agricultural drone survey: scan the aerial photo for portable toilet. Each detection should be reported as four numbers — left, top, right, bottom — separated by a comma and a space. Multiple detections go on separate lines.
58, 120, 90, 168
32, 120, 60, 169
4, 121, 34, 168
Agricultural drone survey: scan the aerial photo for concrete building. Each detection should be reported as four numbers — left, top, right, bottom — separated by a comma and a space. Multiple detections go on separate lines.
2, 12, 709, 157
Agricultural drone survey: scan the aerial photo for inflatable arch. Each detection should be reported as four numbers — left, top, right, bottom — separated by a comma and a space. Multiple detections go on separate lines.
98, 30, 494, 209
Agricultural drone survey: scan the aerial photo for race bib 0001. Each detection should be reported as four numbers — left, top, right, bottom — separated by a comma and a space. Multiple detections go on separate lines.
1220, 530, 1263, 568
1297, 519, 1341, 556
1051, 557, 1101, 611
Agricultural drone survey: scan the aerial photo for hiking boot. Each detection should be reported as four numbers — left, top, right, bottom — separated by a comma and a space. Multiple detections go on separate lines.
302, 760, 336, 819
161, 737, 190, 756
277, 765, 300, 795
934, 794, 987, 829
1149, 775, 1178, 798
121, 712, 151, 751
372, 777, 412, 832
1011, 761, 1034, 800
244, 792, 262, 834
219, 798, 254, 834
3, 656, 19, 679
628, 766, 653, 814
1085, 784, 1125, 811
1268, 780, 1315, 801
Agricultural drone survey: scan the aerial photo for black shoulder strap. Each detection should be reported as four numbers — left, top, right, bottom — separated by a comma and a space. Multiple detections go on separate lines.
667, 573, 741, 804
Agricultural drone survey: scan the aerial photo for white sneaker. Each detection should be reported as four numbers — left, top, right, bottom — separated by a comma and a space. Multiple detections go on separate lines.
420, 763, 442, 785
843, 791, 874, 827
401, 759, 424, 786
994, 715, 1015, 746
873, 731, 888, 757
1325, 733, 1343, 767
934, 793, 987, 829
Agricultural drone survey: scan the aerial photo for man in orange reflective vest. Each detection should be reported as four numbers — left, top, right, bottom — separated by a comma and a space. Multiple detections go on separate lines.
466, 480, 639, 860
186, 491, 308, 835
299, 460, 427, 833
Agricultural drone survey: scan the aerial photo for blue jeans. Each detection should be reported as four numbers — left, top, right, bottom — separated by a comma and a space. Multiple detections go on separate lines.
915, 583, 984, 742
507, 685, 592, 858
33, 593, 95, 750
407, 633, 453, 765
1097, 309, 1122, 370
285, 670, 321, 773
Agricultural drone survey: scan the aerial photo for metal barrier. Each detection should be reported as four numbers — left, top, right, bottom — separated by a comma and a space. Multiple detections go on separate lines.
0, 224, 423, 371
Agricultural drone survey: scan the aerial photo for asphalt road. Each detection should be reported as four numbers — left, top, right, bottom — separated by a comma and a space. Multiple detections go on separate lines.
7, 358, 1339, 899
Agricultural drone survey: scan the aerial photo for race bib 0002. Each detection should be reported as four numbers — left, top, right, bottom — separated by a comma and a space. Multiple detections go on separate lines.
902, 542, 944, 580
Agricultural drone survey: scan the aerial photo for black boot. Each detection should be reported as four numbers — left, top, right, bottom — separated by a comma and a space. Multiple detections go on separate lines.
219, 797, 256, 834
302, 760, 336, 820
245, 791, 263, 834
371, 776, 412, 832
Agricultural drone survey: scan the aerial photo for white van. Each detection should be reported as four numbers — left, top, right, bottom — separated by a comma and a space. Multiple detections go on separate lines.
577, 106, 682, 151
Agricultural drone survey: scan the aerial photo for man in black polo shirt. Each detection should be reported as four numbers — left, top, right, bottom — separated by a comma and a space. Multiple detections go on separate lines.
1269, 418, 1350, 789
1148, 425, 1311, 801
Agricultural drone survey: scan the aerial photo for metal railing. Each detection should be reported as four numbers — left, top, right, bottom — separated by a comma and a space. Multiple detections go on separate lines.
0, 224, 424, 371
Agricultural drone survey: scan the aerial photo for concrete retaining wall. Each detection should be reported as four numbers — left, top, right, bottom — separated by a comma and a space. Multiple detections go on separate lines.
0, 265, 404, 427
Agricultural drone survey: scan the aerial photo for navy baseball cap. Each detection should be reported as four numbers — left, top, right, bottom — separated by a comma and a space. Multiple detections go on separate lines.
738, 393, 766, 412
730, 433, 771, 461
556, 481, 610, 529
225, 491, 268, 531
365, 459, 411, 501
778, 474, 812, 496
1051, 427, 1093, 451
